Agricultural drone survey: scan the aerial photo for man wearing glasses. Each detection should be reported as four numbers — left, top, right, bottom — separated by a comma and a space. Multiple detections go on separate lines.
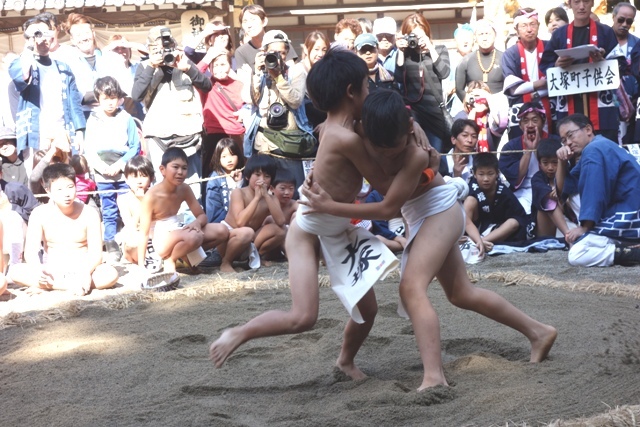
502, 8, 551, 140
540, 0, 620, 143
372, 17, 398, 75
610, 3, 638, 144
556, 113, 640, 267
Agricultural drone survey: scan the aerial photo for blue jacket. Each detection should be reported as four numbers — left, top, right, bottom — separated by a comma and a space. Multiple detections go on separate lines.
9, 57, 85, 152
205, 171, 232, 223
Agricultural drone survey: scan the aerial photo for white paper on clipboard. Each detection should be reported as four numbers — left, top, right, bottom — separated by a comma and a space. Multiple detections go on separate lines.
554, 44, 600, 60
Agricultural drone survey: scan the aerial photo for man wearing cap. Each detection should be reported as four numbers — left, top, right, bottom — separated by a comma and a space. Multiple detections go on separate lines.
0, 127, 27, 186
446, 24, 474, 117
354, 33, 396, 92
131, 26, 212, 198
501, 9, 551, 141
498, 102, 546, 214
249, 30, 314, 187
372, 17, 398, 75
456, 20, 504, 101
9, 16, 85, 176
540, 0, 620, 143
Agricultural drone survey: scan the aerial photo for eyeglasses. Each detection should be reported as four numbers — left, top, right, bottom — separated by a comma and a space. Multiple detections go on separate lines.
560, 126, 585, 145
358, 46, 377, 54
616, 17, 635, 26
517, 22, 540, 30
376, 33, 395, 41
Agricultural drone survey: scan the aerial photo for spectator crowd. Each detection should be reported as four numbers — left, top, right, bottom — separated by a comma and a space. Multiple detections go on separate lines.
1, 0, 640, 298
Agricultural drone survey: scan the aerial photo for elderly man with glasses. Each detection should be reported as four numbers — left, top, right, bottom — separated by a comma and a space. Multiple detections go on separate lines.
556, 113, 640, 267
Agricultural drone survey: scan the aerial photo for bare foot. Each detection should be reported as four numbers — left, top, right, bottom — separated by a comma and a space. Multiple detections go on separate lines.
163, 259, 177, 274
417, 370, 449, 392
219, 262, 236, 274
335, 359, 367, 381
530, 324, 558, 363
261, 259, 273, 267
210, 328, 244, 368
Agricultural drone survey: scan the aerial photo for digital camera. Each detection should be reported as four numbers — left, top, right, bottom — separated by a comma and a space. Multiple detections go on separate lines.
264, 51, 283, 70
160, 28, 176, 66
404, 33, 419, 49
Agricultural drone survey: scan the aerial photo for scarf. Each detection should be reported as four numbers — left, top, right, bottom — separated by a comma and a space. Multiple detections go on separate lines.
517, 39, 552, 131
566, 19, 600, 130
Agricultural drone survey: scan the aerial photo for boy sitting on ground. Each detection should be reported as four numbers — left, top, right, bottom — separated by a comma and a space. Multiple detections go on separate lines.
464, 152, 529, 257
138, 148, 229, 283
10, 163, 118, 295
220, 154, 285, 272
532, 137, 573, 238
117, 156, 161, 270
262, 168, 299, 258
270, 168, 298, 225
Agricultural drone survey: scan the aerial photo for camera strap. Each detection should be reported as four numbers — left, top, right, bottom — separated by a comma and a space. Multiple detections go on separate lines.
215, 82, 239, 112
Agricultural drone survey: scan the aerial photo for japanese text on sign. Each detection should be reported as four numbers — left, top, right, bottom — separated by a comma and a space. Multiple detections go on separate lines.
546, 59, 620, 97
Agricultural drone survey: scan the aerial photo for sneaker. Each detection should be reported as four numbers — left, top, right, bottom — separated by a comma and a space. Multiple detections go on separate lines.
614, 245, 640, 266
199, 249, 222, 268
142, 272, 180, 292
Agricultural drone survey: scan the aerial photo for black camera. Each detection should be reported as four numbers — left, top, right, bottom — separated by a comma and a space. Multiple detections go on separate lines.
264, 51, 283, 70
267, 102, 288, 130
160, 28, 176, 66
404, 33, 419, 49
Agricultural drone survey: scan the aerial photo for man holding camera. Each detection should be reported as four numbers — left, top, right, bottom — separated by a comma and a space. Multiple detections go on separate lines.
248, 30, 314, 188
9, 16, 86, 176
131, 26, 212, 199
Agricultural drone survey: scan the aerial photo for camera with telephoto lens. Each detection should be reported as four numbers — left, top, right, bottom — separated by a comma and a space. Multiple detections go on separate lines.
160, 28, 176, 66
264, 51, 283, 70
404, 33, 419, 49
267, 102, 289, 130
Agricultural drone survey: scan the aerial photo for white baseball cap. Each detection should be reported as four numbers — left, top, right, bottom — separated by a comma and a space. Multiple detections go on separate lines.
372, 17, 397, 35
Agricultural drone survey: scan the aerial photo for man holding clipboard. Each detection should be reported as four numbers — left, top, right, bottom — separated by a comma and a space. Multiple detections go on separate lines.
540, 0, 621, 142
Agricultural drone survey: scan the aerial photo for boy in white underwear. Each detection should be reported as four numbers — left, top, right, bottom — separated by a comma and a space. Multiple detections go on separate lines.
10, 163, 118, 295
301, 89, 557, 391
138, 148, 229, 279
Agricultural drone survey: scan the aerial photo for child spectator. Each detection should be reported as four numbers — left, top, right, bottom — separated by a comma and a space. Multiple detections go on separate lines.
205, 137, 245, 224
84, 76, 141, 263
138, 148, 229, 283
10, 163, 119, 295
262, 168, 299, 259
532, 137, 572, 237
29, 135, 69, 197
221, 153, 285, 272
116, 156, 161, 271
464, 152, 529, 257
270, 168, 298, 225
365, 189, 406, 253
70, 154, 96, 204
0, 127, 27, 186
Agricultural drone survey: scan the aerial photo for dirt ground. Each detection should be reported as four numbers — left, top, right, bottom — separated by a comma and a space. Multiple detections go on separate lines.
1, 250, 639, 427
